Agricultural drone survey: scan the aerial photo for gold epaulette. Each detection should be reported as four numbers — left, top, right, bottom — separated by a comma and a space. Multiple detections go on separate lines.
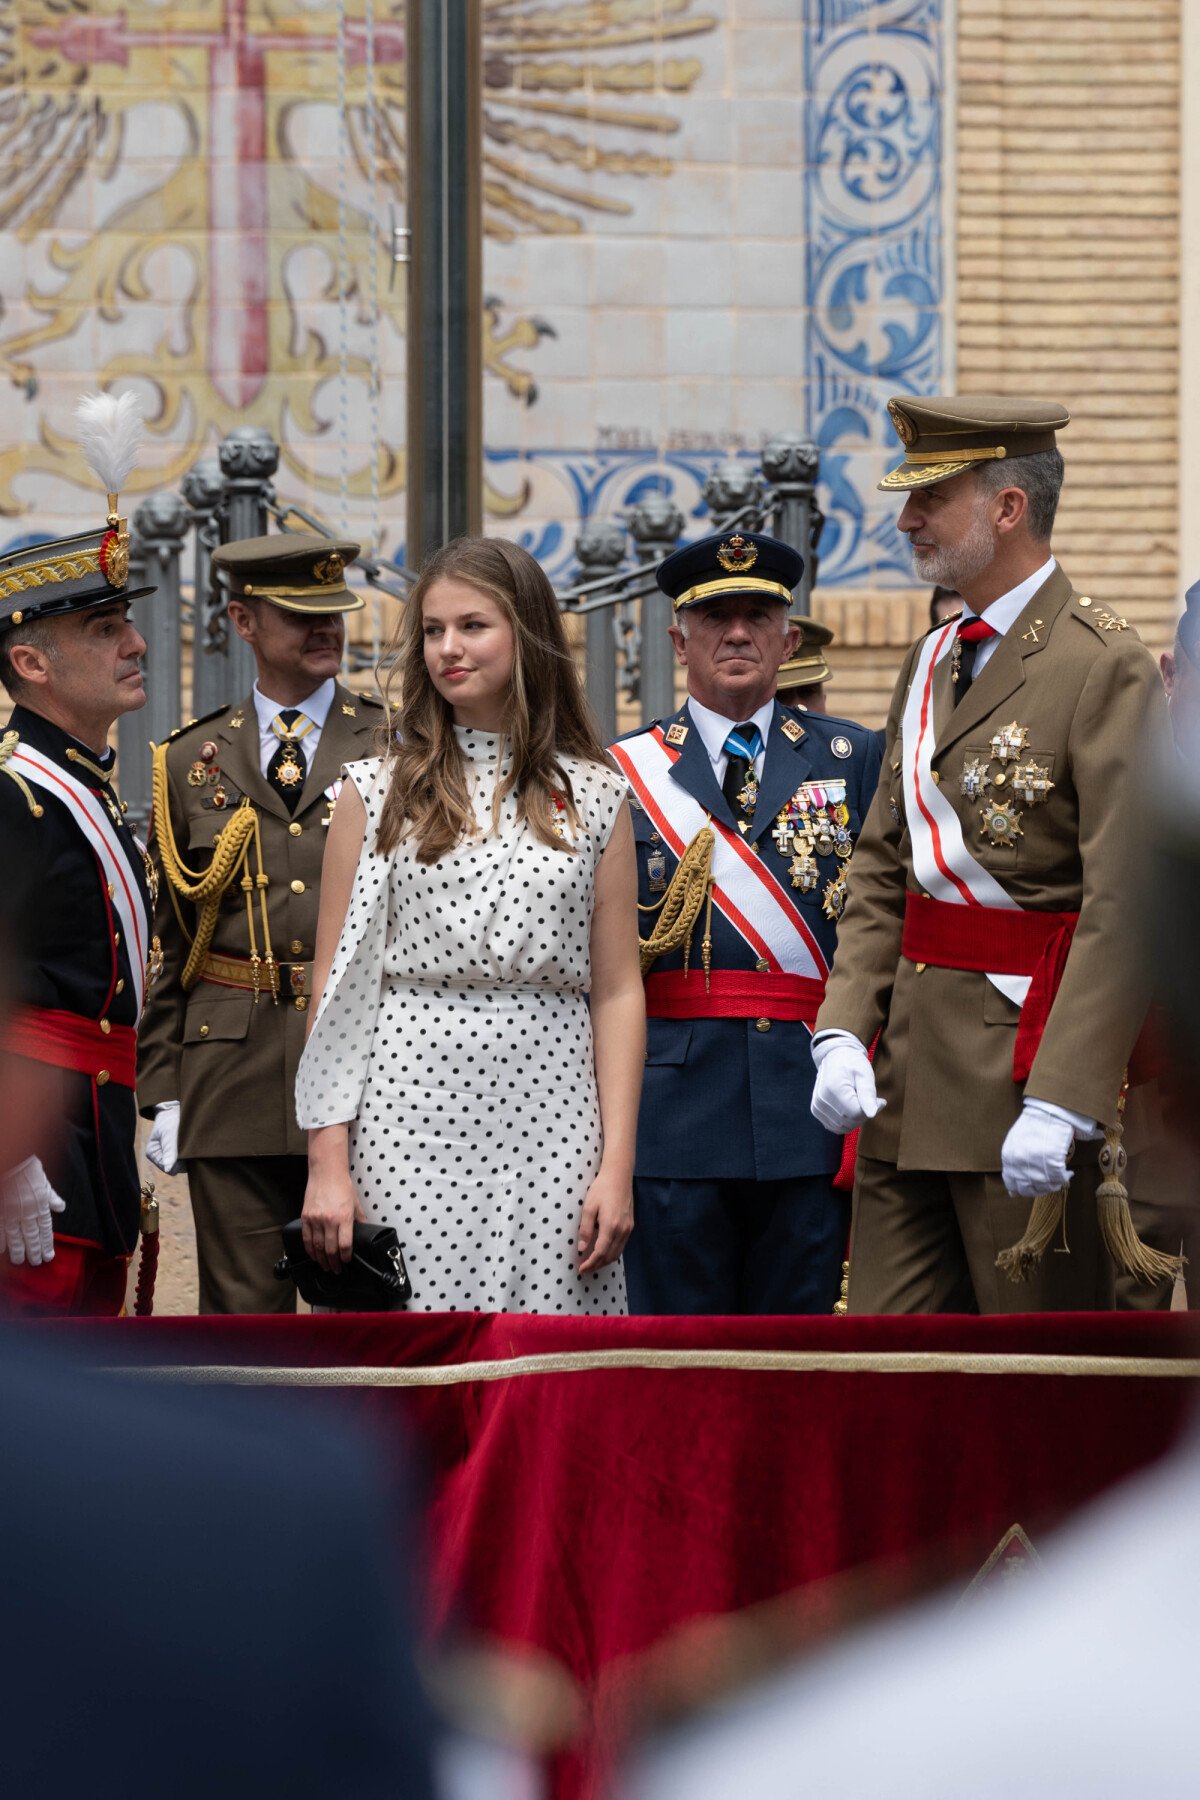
0, 729, 43, 819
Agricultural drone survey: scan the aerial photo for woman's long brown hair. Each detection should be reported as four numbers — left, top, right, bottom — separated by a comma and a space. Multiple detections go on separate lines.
375, 536, 612, 862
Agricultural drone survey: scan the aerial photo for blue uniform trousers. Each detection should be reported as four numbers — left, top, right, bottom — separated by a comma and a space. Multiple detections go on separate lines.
625, 1174, 848, 1315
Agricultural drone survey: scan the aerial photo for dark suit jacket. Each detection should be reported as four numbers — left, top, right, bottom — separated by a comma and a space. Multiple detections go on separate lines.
614, 699, 882, 1182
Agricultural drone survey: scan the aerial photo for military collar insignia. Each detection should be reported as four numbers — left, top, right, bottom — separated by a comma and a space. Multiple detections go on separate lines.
716, 533, 758, 573
228, 714, 245, 729
341, 703, 357, 717
664, 720, 689, 746
780, 716, 804, 743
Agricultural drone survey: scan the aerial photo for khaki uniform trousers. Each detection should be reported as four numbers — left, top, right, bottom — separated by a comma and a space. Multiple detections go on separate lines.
186, 1154, 309, 1314
848, 1151, 1114, 1315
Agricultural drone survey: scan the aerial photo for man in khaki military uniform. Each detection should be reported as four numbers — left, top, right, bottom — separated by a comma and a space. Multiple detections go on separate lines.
810, 396, 1167, 1313
138, 534, 382, 1311
775, 614, 835, 713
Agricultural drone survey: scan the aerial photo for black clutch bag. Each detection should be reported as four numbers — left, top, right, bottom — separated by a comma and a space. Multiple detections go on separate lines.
274, 1219, 412, 1311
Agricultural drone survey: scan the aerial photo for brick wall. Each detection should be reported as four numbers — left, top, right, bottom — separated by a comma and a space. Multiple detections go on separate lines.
816, 0, 1182, 730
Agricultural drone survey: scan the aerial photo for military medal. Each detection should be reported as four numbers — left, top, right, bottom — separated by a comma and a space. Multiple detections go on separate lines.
832, 825, 853, 859
141, 848, 159, 906
832, 802, 850, 827
960, 755, 989, 801
813, 822, 835, 858
1010, 758, 1054, 805
199, 741, 217, 762
211, 786, 228, 809
789, 848, 819, 892
988, 721, 1029, 764
187, 760, 208, 788
146, 935, 164, 986
275, 750, 304, 789
980, 798, 1022, 847
647, 849, 667, 893
822, 867, 849, 922
736, 771, 759, 816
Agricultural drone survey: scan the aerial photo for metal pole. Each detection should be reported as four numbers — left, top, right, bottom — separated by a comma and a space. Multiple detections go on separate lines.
628, 496, 684, 726
405, 0, 482, 566
761, 431, 823, 609
118, 492, 190, 835
181, 456, 228, 717
218, 425, 280, 696
573, 519, 627, 742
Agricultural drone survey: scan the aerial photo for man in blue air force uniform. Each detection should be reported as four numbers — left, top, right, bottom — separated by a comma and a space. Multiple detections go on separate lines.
610, 531, 882, 1313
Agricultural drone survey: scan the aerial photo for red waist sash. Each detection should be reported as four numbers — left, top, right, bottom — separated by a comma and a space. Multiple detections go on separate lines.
5, 1005, 137, 1089
644, 969, 826, 1024
900, 891, 1078, 1082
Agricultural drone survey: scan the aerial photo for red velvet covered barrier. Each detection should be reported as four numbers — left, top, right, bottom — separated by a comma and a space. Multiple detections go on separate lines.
83, 1312, 1200, 1793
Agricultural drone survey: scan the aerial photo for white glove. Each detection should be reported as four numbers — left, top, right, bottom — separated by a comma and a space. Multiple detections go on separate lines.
810, 1031, 885, 1135
146, 1101, 184, 1176
1001, 1100, 1097, 1199
2, 1156, 66, 1266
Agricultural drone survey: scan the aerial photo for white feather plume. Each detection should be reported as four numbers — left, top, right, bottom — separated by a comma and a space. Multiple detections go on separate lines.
75, 390, 144, 497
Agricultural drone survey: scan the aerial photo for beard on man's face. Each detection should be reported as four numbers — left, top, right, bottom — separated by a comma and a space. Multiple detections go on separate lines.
908, 505, 996, 594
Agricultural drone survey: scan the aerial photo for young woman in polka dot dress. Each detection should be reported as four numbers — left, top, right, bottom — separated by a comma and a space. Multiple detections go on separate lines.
296, 538, 643, 1312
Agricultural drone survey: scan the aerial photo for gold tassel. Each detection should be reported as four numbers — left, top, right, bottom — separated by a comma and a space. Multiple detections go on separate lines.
1094, 1107, 1183, 1285
833, 1260, 850, 1315
1170, 1243, 1189, 1312
996, 1188, 1068, 1284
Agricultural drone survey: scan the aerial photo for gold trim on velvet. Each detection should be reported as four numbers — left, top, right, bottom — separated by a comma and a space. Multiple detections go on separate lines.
103, 1349, 1200, 1386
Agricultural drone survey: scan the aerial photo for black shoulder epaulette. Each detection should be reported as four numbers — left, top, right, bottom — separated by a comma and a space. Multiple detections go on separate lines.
161, 702, 232, 745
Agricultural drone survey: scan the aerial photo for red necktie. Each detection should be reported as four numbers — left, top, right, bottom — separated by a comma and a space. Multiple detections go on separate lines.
954, 616, 998, 697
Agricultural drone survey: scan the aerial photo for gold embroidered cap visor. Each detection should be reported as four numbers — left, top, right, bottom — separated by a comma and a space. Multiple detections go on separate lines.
212, 531, 365, 614
879, 394, 1071, 492
0, 522, 156, 630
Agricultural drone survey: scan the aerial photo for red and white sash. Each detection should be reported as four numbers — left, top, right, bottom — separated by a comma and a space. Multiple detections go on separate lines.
10, 744, 150, 1017
611, 727, 829, 984
900, 624, 1028, 1007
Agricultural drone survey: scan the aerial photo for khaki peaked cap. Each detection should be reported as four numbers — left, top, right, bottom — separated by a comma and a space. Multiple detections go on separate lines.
778, 613, 834, 687
212, 532, 364, 613
880, 395, 1070, 491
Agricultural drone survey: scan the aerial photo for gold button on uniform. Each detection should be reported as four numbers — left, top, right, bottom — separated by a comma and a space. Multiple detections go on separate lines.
99, 1018, 111, 1035
107, 882, 115, 898
290, 940, 304, 957
755, 1017, 772, 1033
199, 1023, 210, 1037
288, 822, 302, 836
290, 879, 305, 894
755, 957, 769, 973
96, 1069, 110, 1086
294, 996, 308, 1013
915, 962, 927, 973
115, 979, 124, 994
931, 771, 940, 785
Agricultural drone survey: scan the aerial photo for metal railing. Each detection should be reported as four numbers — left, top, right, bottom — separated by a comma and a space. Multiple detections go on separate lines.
115, 426, 822, 828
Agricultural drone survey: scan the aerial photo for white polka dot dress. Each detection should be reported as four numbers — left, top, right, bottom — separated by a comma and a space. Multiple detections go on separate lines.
296, 730, 629, 1313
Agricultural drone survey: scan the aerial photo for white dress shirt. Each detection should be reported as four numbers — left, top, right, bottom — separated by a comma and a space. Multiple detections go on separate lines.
960, 555, 1056, 677
686, 695, 776, 785
252, 678, 336, 780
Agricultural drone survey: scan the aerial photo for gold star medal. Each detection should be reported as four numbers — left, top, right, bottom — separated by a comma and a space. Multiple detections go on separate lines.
960, 755, 990, 801
276, 752, 304, 788
988, 722, 1029, 765
980, 799, 1023, 847
1010, 758, 1054, 805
